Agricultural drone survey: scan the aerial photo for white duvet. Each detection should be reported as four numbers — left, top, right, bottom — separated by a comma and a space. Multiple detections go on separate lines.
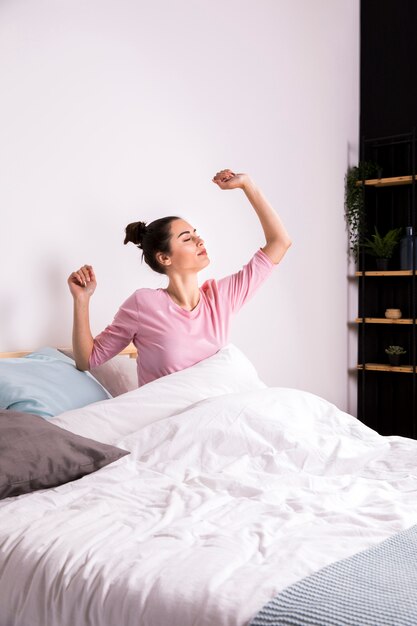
1, 345, 417, 626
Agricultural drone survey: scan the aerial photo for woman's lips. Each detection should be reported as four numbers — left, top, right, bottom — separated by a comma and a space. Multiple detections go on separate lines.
198, 249, 207, 256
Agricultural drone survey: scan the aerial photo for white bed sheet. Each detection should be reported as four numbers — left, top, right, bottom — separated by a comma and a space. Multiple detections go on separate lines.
1, 347, 417, 626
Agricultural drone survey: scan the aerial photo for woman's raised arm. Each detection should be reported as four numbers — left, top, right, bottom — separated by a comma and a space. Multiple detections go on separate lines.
212, 169, 292, 264
67, 264, 96, 370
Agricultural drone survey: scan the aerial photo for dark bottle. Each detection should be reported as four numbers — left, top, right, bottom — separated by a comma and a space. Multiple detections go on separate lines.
399, 226, 417, 270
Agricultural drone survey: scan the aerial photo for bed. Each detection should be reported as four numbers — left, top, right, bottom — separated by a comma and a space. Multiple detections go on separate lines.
1, 344, 417, 626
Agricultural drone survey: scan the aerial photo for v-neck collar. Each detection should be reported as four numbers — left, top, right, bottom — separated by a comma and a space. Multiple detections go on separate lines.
160, 288, 202, 318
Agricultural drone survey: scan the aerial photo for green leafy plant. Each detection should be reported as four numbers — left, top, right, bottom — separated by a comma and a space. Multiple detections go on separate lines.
361, 226, 402, 259
385, 345, 407, 355
345, 161, 380, 263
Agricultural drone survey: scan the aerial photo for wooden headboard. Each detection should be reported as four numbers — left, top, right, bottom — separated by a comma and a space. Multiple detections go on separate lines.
0, 344, 137, 359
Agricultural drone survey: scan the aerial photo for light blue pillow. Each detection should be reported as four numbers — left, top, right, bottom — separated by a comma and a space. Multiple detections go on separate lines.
0, 347, 111, 419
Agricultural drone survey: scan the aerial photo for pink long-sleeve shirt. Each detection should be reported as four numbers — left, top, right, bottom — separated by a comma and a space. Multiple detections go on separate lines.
89, 248, 275, 386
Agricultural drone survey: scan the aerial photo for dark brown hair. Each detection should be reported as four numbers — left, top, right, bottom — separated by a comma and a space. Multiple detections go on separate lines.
124, 216, 180, 274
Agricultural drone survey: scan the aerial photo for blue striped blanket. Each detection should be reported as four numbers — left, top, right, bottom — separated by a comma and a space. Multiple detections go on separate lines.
250, 524, 417, 626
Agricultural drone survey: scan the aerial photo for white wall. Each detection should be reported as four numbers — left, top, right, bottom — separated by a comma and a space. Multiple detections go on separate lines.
0, 0, 359, 413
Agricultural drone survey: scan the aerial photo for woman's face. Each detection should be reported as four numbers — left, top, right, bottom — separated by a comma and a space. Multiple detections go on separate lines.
159, 218, 210, 274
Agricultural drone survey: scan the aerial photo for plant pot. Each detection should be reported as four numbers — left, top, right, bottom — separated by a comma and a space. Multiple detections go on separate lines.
375, 258, 389, 270
388, 354, 401, 366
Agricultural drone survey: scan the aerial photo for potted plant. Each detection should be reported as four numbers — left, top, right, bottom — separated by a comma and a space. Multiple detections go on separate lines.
385, 345, 407, 366
345, 161, 380, 264
361, 226, 402, 270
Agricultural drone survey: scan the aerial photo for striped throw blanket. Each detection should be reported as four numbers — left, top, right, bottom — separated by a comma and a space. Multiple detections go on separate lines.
250, 524, 417, 626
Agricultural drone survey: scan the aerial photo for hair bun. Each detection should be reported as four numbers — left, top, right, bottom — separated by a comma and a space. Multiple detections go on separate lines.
124, 221, 147, 247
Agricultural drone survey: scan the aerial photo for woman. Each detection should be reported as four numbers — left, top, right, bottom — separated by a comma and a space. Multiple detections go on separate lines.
68, 169, 291, 386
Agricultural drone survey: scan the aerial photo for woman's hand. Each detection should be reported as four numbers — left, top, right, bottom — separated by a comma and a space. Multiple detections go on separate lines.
212, 169, 251, 190
68, 264, 97, 299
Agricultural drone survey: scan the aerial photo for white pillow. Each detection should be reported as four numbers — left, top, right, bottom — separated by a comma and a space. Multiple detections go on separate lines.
90, 356, 138, 397
59, 350, 138, 397
51, 344, 266, 444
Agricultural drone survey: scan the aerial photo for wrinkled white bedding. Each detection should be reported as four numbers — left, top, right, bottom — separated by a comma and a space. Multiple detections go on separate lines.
2, 346, 417, 626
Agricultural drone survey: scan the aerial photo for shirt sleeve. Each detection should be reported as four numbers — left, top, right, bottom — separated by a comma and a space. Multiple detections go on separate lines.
216, 248, 276, 315
88, 292, 139, 369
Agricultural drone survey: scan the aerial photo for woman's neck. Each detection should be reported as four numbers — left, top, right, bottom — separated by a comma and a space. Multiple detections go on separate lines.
165, 274, 200, 311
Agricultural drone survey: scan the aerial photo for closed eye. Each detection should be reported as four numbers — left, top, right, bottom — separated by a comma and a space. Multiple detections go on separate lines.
178, 228, 197, 240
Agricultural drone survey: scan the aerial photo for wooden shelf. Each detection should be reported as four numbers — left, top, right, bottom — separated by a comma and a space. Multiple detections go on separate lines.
355, 270, 416, 276
356, 175, 416, 187
358, 363, 415, 373
355, 317, 414, 324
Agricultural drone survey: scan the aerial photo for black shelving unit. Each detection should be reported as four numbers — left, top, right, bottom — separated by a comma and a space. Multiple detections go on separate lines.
357, 130, 417, 438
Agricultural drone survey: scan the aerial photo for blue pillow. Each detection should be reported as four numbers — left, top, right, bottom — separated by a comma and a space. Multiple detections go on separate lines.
0, 347, 111, 419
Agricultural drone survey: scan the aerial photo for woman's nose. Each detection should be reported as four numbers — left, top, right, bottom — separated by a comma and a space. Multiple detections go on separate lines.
196, 236, 204, 246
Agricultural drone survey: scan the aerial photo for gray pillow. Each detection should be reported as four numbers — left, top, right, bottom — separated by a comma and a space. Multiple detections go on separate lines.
0, 409, 130, 500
